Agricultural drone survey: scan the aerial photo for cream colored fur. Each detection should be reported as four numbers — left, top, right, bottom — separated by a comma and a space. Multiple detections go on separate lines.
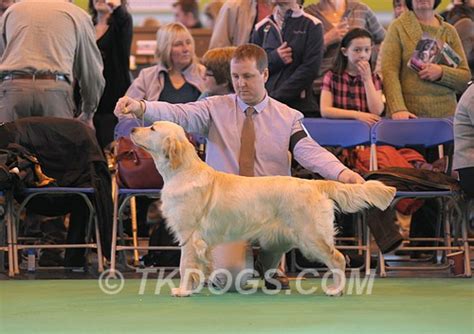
130, 121, 396, 297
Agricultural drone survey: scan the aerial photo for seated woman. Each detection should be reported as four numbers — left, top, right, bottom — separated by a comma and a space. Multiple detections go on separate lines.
199, 46, 236, 99
320, 28, 384, 125
126, 22, 205, 103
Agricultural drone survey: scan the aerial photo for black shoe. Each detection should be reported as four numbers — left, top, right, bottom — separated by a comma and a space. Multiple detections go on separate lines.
264, 273, 290, 290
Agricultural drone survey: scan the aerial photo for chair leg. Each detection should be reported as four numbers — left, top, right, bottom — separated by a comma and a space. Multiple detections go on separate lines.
109, 188, 120, 278
94, 217, 104, 273
462, 201, 472, 277
378, 250, 387, 277
365, 218, 371, 276
130, 197, 140, 266
12, 211, 19, 274
6, 193, 15, 277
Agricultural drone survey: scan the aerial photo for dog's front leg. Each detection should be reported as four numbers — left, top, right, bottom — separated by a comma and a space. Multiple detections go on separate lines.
171, 243, 204, 297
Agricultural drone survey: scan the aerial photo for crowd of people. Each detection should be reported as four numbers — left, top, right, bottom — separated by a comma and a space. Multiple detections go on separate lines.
0, 0, 472, 282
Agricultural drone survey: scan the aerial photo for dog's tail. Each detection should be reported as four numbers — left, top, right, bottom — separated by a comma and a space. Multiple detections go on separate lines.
320, 180, 396, 213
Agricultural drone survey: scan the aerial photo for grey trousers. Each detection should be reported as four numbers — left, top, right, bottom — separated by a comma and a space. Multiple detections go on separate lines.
0, 79, 75, 122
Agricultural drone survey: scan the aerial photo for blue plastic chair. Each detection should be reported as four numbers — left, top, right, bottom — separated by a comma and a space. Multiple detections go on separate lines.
302, 118, 372, 148
301, 118, 373, 274
370, 118, 471, 277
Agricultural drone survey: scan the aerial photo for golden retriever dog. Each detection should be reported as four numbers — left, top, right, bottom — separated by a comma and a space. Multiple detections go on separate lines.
130, 121, 396, 297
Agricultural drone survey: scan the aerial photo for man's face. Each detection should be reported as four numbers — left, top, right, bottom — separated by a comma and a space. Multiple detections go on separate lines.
231, 58, 268, 106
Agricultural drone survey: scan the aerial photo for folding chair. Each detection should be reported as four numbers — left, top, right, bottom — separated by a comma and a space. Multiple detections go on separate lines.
10, 187, 104, 275
370, 118, 471, 277
296, 118, 373, 275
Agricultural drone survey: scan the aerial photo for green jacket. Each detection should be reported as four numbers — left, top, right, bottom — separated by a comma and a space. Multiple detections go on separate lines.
381, 11, 470, 118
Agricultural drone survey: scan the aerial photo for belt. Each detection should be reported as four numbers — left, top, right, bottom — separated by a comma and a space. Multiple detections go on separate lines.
0, 73, 69, 83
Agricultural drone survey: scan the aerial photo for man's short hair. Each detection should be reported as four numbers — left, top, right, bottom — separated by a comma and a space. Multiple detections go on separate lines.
232, 44, 268, 73
405, 0, 441, 10
173, 0, 200, 20
202, 47, 236, 91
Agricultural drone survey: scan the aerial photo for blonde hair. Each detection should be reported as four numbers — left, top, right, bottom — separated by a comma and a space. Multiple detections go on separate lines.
155, 22, 197, 70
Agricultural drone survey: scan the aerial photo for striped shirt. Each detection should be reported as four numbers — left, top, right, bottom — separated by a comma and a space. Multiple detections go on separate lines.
321, 70, 382, 113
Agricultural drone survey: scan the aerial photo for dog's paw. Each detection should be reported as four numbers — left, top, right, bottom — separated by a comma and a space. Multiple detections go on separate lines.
324, 285, 344, 297
171, 288, 193, 297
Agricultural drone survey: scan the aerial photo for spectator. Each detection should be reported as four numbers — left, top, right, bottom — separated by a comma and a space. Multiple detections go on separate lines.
126, 22, 205, 103
89, 0, 133, 149
454, 84, 474, 198
114, 44, 403, 291
375, 0, 409, 75
0, 0, 105, 126
320, 28, 383, 125
203, 0, 224, 29
0, 0, 13, 17
381, 0, 470, 119
444, 0, 474, 80
305, 0, 385, 115
142, 17, 161, 28
200, 47, 236, 99
172, 0, 202, 29
393, 0, 409, 18
251, 0, 324, 116
209, 0, 273, 49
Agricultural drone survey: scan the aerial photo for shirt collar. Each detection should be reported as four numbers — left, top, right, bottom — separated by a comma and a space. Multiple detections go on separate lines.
236, 94, 269, 114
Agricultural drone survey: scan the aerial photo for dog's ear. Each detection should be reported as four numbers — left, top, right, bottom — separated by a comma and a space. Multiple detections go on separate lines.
162, 135, 183, 170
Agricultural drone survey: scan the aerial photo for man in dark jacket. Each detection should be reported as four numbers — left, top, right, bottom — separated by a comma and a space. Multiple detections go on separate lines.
251, 0, 324, 116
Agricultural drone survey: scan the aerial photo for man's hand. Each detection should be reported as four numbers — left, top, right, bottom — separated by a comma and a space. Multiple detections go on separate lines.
114, 96, 143, 118
391, 110, 417, 120
418, 63, 443, 82
276, 41, 293, 65
338, 169, 365, 184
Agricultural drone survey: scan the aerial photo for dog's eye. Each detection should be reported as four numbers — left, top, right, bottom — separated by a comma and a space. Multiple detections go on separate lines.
150, 127, 156, 132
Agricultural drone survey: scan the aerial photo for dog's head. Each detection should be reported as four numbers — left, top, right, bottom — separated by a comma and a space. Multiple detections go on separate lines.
130, 121, 193, 171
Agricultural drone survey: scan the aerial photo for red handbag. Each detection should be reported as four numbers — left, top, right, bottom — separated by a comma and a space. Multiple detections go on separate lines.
115, 137, 164, 189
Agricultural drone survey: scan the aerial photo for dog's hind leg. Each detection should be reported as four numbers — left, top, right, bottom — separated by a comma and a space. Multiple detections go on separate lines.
299, 239, 346, 296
